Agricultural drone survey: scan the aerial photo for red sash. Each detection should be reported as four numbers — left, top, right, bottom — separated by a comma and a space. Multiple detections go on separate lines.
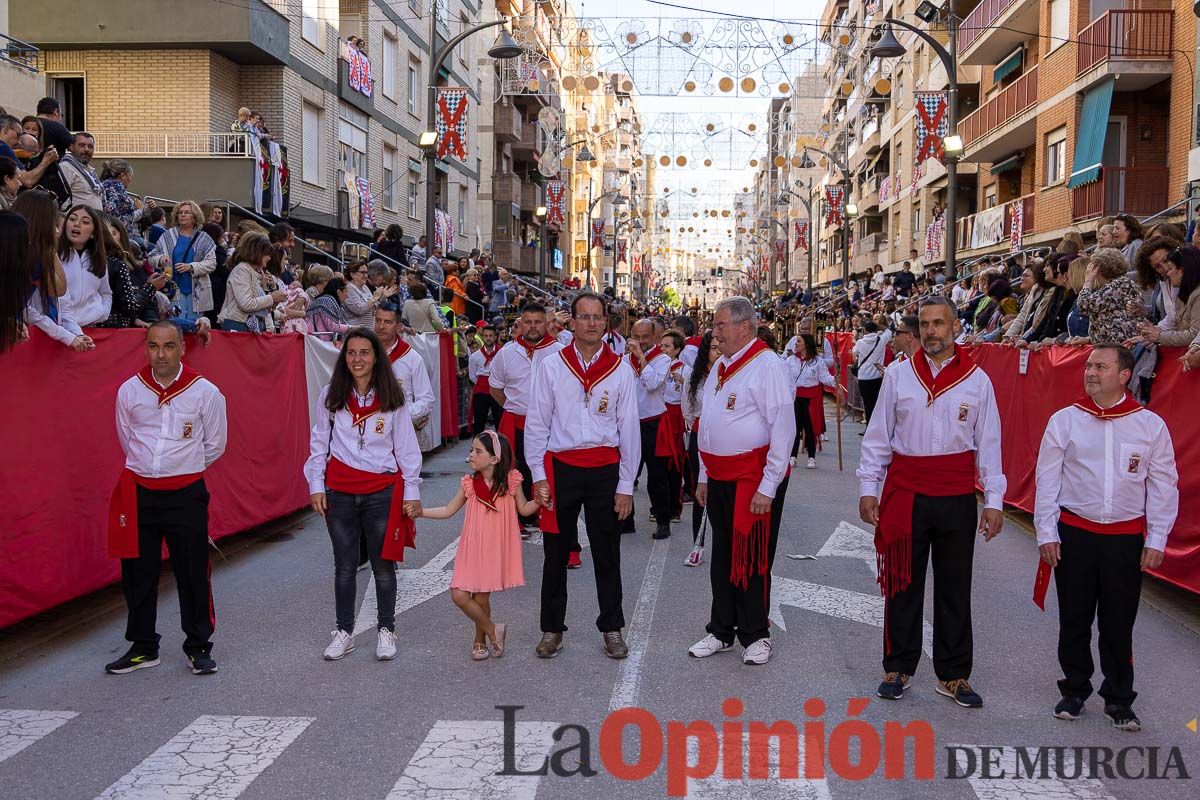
136, 364, 203, 407
1033, 510, 1146, 610
876, 451, 976, 598
498, 411, 526, 447
910, 347, 978, 406
108, 469, 203, 558
1071, 393, 1143, 420
715, 339, 771, 391
655, 403, 686, 472
387, 339, 411, 364
794, 384, 826, 440
540, 447, 621, 533
325, 457, 416, 562
560, 344, 621, 396
700, 446, 771, 589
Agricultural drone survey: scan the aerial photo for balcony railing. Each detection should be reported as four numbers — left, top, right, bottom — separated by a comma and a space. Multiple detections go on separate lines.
1077, 10, 1174, 77
959, 0, 1018, 52
1072, 167, 1169, 221
957, 194, 1036, 251
1, 32, 39, 72
93, 132, 254, 158
960, 64, 1038, 149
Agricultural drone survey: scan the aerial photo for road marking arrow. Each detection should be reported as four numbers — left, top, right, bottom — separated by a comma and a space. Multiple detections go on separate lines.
816, 520, 877, 577
353, 537, 459, 637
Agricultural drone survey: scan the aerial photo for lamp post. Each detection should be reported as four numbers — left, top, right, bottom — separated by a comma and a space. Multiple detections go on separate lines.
612, 215, 643, 299
779, 178, 815, 294
534, 205, 548, 289
802, 144, 857, 289
423, 14, 523, 262
871, 9, 963, 271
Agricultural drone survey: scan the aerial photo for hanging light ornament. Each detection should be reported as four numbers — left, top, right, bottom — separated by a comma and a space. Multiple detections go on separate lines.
741, 77, 757, 93
718, 76, 735, 93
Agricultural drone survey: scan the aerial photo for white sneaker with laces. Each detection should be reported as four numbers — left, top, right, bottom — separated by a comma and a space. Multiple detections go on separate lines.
742, 638, 772, 665
324, 630, 354, 660
789, 456, 796, 466
376, 628, 397, 660
688, 634, 733, 658
806, 458, 817, 469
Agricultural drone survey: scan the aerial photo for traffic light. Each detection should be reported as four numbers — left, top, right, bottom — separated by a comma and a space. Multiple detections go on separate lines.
717, 266, 724, 277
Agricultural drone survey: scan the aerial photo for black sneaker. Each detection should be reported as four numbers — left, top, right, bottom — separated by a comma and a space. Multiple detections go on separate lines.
936, 678, 983, 708
652, 522, 671, 540
188, 653, 218, 675
877, 672, 910, 700
1054, 696, 1085, 721
104, 649, 160, 675
1104, 704, 1141, 732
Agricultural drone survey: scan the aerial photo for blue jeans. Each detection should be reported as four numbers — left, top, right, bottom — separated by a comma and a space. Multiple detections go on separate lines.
176, 291, 197, 322
221, 319, 251, 332
325, 488, 397, 633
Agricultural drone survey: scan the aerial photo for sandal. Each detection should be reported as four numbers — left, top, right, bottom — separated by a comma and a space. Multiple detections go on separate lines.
471, 642, 490, 661
490, 623, 507, 658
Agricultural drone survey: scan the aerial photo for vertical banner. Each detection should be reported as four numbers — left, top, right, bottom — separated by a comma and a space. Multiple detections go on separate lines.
824, 186, 844, 227
1010, 198, 1024, 253
435, 87, 469, 160
591, 218, 606, 241
356, 177, 376, 229
914, 91, 949, 164
545, 180, 566, 225
617, 239, 627, 263
344, 173, 361, 229
773, 239, 786, 263
347, 47, 374, 96
794, 219, 809, 250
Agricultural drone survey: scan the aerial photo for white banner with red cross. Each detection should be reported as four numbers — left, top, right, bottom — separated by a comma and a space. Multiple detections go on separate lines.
915, 91, 949, 164
617, 239, 627, 263
794, 219, 809, 250
545, 180, 566, 226
824, 186, 844, 227
591, 218, 606, 242
773, 239, 786, 264
435, 87, 469, 160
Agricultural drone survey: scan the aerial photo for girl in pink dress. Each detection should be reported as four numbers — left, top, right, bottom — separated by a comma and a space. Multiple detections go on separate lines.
420, 431, 539, 661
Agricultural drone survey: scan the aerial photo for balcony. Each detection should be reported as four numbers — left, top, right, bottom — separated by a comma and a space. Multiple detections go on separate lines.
337, 58, 374, 116
11, 0, 289, 64
2, 32, 39, 72
1072, 167, 1169, 222
492, 173, 521, 207
958, 194, 1036, 252
958, 0, 1039, 66
512, 120, 542, 162
856, 232, 883, 256
490, 239, 522, 270
859, 175, 881, 211
494, 103, 522, 144
960, 65, 1038, 163
521, 181, 541, 212
520, 245, 539, 275
1077, 10, 1174, 90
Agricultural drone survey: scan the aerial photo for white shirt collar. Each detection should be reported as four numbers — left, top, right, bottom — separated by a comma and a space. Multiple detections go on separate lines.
721, 337, 757, 366
153, 364, 184, 389
925, 351, 955, 377
574, 343, 602, 369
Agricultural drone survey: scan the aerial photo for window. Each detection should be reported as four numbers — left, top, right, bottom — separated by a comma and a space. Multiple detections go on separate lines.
382, 146, 396, 209
382, 33, 397, 99
49, 76, 86, 131
1046, 126, 1067, 185
1049, 0, 1068, 53
409, 0, 419, 14
302, 103, 321, 185
302, 0, 320, 46
985, 188, 998, 209
338, 103, 368, 185
408, 61, 420, 115
458, 186, 467, 235
408, 159, 422, 218
459, 14, 470, 67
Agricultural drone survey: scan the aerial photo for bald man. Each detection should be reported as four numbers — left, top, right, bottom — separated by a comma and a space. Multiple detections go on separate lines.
627, 318, 673, 539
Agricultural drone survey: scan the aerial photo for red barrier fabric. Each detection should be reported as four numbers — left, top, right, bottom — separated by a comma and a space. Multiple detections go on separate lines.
0, 329, 312, 628
438, 332, 459, 438
824, 331, 854, 393
969, 344, 1199, 594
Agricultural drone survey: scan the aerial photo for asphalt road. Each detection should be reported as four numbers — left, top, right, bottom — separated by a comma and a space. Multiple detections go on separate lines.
2, 410, 1198, 800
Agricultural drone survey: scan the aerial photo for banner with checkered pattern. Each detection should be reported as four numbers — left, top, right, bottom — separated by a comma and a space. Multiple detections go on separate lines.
435, 88, 469, 160
915, 91, 948, 164
546, 180, 566, 225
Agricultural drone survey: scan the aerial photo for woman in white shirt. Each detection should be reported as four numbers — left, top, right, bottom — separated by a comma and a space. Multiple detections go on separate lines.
58, 204, 112, 327
305, 328, 423, 662
787, 332, 835, 469
13, 191, 92, 350
681, 331, 716, 563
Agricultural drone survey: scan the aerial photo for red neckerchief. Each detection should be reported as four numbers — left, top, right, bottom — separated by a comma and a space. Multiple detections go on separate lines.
1072, 393, 1143, 420
630, 345, 663, 376
910, 346, 978, 406
480, 344, 500, 366
715, 339, 770, 391
560, 344, 621, 396
520, 335, 556, 360
472, 473, 499, 512
136, 364, 203, 408
669, 359, 683, 374
387, 339, 411, 364
685, 335, 703, 348
346, 389, 381, 428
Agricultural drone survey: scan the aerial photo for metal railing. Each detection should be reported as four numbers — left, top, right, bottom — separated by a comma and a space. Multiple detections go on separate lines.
206, 199, 346, 268
1, 32, 39, 72
93, 132, 254, 159
1078, 10, 1174, 77
959, 0, 1019, 52
956, 194, 1036, 252
1071, 167, 1170, 222
960, 64, 1038, 149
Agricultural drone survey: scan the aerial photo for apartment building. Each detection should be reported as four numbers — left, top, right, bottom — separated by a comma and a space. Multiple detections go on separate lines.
13, 0, 483, 261
956, 0, 1195, 258
0, 0, 41, 117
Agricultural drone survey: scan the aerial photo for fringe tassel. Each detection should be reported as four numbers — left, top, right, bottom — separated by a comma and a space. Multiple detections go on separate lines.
875, 536, 912, 599
730, 519, 770, 590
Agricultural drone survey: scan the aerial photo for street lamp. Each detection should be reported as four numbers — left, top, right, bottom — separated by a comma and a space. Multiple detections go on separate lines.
871, 6, 961, 270
425, 15, 522, 262
534, 205, 548, 288
802, 144, 855, 289
585, 189, 626, 290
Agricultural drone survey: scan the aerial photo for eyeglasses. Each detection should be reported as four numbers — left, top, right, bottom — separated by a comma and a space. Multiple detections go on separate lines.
573, 314, 605, 323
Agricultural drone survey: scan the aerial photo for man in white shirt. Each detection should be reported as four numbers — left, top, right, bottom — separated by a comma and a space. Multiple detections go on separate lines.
1034, 345, 1177, 732
627, 318, 673, 539
858, 296, 1005, 708
888, 315, 920, 365
375, 305, 434, 432
853, 321, 889, 428
467, 325, 502, 436
688, 297, 796, 666
526, 292, 640, 660
106, 321, 227, 676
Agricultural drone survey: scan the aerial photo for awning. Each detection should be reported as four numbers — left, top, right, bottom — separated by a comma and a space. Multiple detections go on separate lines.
1067, 78, 1115, 189
993, 48, 1023, 83
990, 153, 1023, 175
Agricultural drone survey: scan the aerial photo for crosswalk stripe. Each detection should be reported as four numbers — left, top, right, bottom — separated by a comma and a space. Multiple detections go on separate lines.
93, 715, 313, 800
353, 537, 459, 637
386, 719, 560, 800
0, 709, 78, 764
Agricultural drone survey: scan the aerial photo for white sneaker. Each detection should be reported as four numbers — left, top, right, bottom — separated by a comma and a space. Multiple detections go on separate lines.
376, 628, 397, 660
688, 634, 733, 658
789, 456, 796, 466
806, 458, 817, 469
684, 547, 704, 567
323, 630, 354, 660
742, 638, 773, 665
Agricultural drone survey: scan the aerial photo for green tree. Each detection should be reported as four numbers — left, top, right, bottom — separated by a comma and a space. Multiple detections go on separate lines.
660, 286, 681, 308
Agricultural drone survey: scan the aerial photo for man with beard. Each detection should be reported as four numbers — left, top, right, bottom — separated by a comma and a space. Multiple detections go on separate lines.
858, 296, 1005, 708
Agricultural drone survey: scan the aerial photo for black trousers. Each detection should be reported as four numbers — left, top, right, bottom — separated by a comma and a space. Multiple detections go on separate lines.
859, 377, 883, 425
471, 391, 501, 437
706, 473, 789, 647
1054, 522, 1144, 707
791, 395, 817, 459
504, 417, 537, 527
540, 461, 624, 633
688, 433, 704, 542
121, 481, 214, 657
882, 493, 977, 680
637, 417, 670, 523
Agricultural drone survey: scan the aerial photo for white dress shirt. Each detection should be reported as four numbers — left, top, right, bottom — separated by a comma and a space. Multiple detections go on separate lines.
25, 290, 83, 345
1034, 403, 1177, 552
787, 355, 835, 389
633, 351, 670, 420
488, 338, 566, 415
116, 366, 227, 478
680, 340, 699, 368
388, 341, 435, 424
526, 346, 642, 494
604, 330, 626, 355
556, 330, 574, 346
696, 339, 796, 498
304, 386, 423, 499
857, 352, 1007, 509
662, 359, 690, 405
63, 249, 113, 327
787, 335, 836, 369
853, 330, 888, 381
681, 372, 706, 432
467, 346, 499, 384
